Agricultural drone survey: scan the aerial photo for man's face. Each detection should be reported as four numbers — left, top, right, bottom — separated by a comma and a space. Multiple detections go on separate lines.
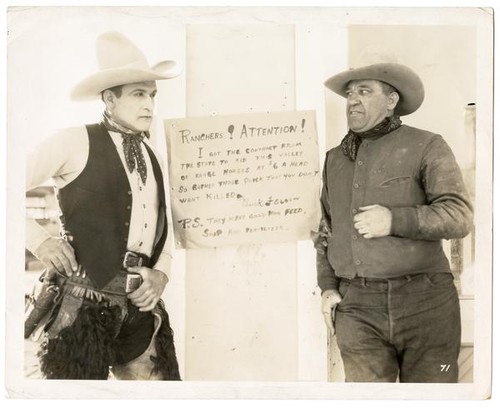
345, 79, 395, 133
107, 81, 158, 132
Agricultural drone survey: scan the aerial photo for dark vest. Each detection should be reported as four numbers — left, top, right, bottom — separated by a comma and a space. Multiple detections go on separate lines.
57, 123, 168, 289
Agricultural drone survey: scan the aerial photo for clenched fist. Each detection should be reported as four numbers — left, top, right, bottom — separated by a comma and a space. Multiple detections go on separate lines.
353, 204, 392, 239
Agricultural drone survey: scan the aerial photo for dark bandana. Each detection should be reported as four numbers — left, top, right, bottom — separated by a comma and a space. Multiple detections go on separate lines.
340, 115, 402, 161
102, 112, 149, 184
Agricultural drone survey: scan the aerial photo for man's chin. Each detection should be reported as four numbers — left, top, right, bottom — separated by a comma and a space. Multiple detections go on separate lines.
348, 122, 366, 132
131, 123, 151, 133
135, 118, 152, 132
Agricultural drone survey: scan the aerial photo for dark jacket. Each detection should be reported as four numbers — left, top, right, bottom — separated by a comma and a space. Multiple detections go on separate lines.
317, 124, 473, 292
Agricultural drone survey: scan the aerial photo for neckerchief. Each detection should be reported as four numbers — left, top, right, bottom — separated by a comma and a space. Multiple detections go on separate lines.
340, 115, 402, 161
102, 112, 149, 184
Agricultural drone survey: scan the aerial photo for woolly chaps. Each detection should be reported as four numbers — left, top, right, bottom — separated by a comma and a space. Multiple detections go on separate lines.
37, 299, 180, 380
151, 299, 181, 380
38, 301, 121, 379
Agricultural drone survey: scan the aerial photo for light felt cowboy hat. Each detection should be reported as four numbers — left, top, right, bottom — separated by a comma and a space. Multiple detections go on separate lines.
324, 63, 425, 116
71, 31, 180, 100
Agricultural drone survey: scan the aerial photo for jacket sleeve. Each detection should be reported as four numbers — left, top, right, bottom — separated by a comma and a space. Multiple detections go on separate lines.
390, 135, 474, 240
316, 152, 340, 292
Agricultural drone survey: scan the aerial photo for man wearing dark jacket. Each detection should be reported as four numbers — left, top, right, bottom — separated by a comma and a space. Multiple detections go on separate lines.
316, 62, 473, 382
25, 31, 181, 380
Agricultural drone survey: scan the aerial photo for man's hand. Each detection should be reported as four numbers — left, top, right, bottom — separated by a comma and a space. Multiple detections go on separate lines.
33, 236, 78, 276
127, 266, 169, 312
353, 204, 392, 239
321, 289, 342, 335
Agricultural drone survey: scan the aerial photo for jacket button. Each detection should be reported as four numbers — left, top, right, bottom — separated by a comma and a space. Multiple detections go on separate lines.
127, 205, 131, 210
355, 259, 361, 265
357, 160, 364, 165
125, 222, 129, 227
128, 190, 132, 195
352, 235, 358, 240
352, 209, 358, 214
354, 183, 360, 189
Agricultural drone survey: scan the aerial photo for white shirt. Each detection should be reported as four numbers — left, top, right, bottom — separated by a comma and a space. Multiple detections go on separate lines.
25, 125, 173, 277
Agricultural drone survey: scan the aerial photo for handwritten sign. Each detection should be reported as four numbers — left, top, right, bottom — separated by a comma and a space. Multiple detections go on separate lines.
164, 111, 320, 248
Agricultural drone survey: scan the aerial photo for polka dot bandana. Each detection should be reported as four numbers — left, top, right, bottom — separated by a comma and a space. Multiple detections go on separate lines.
102, 111, 148, 184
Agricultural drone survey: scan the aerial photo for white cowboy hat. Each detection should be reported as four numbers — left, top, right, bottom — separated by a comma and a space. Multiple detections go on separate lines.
71, 31, 181, 100
324, 63, 425, 116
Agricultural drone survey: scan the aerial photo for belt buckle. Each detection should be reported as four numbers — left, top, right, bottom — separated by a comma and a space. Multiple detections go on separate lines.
125, 273, 143, 293
123, 251, 143, 269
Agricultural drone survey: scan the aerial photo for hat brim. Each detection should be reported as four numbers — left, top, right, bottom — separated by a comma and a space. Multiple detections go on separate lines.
71, 60, 181, 101
324, 63, 425, 116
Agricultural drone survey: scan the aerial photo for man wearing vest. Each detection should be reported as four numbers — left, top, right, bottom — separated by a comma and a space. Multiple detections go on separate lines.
315, 62, 473, 382
25, 31, 181, 380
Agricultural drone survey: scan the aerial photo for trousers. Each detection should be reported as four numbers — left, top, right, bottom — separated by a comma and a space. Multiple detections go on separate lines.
335, 272, 461, 383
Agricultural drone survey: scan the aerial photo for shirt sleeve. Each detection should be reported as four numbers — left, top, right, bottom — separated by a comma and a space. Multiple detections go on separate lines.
390, 135, 474, 240
316, 152, 340, 293
26, 127, 88, 192
25, 220, 52, 255
152, 207, 174, 279
25, 127, 88, 253
150, 146, 174, 280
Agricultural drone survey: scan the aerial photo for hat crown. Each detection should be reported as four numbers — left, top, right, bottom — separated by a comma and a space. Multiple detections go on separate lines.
96, 31, 149, 70
71, 31, 181, 100
324, 62, 425, 116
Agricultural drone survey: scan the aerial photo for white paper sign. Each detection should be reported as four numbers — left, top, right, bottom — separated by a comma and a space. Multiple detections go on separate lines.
165, 110, 320, 248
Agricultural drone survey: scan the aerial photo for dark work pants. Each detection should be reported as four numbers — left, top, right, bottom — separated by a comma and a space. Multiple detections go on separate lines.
335, 273, 461, 383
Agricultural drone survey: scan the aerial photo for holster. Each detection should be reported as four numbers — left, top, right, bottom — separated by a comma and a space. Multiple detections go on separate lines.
24, 269, 63, 340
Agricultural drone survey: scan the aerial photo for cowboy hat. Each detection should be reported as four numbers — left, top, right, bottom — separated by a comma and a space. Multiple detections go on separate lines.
71, 31, 181, 100
324, 63, 425, 116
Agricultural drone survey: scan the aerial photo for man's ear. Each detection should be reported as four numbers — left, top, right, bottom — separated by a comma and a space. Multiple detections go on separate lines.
387, 91, 400, 111
102, 89, 115, 109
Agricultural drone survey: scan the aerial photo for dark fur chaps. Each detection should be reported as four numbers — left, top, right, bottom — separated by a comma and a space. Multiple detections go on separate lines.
151, 300, 181, 380
38, 301, 121, 379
